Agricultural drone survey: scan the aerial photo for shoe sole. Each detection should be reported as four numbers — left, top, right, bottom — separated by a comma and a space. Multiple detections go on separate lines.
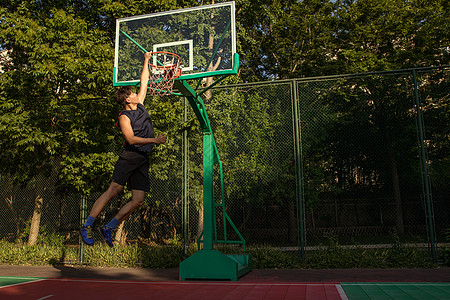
98, 227, 114, 247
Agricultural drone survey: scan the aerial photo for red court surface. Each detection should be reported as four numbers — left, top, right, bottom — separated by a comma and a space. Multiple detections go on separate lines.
0, 279, 346, 300
0, 265, 449, 299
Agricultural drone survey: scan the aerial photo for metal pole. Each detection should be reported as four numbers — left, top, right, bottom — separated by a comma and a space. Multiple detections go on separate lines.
292, 80, 305, 258
79, 194, 86, 264
119, 29, 148, 54
412, 70, 436, 262
183, 96, 189, 256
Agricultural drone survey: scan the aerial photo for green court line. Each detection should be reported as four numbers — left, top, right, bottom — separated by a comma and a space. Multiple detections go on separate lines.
341, 283, 450, 300
0, 276, 46, 288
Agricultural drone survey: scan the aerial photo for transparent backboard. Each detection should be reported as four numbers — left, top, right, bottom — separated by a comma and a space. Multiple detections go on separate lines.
114, 1, 236, 86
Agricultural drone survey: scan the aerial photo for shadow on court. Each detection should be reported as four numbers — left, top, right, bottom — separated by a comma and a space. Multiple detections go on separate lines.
0, 265, 449, 282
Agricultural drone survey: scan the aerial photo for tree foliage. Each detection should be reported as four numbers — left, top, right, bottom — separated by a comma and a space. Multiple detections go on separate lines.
1, 0, 447, 185
0, 2, 113, 185
237, 0, 449, 80
0, 0, 188, 190
0, 0, 448, 243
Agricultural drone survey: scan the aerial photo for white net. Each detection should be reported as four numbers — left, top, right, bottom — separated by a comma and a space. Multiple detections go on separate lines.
148, 52, 181, 96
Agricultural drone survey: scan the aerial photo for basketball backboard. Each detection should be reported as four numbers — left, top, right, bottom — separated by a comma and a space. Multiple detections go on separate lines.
113, 1, 237, 86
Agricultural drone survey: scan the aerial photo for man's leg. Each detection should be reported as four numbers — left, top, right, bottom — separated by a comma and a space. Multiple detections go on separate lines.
80, 182, 124, 245
89, 182, 124, 218
115, 189, 145, 222
100, 189, 145, 247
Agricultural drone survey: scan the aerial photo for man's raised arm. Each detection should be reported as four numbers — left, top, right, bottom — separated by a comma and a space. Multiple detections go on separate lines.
138, 52, 151, 104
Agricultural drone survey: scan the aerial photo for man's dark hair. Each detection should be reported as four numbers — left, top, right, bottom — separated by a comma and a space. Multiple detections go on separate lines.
115, 86, 133, 106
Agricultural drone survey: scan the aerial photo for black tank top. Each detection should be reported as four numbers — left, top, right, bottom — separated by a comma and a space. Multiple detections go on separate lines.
118, 103, 155, 153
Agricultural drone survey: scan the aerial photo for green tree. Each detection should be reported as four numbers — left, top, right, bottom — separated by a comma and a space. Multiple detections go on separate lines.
237, 0, 340, 80
335, 0, 449, 72
0, 0, 190, 243
0, 0, 447, 246
0, 2, 115, 243
237, 0, 449, 80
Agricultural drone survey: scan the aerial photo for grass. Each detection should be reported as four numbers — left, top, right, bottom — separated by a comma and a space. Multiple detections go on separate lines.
304, 233, 429, 246
0, 238, 438, 269
0, 240, 79, 266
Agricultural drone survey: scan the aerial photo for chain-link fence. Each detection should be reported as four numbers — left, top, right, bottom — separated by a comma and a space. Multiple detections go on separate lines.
0, 66, 448, 263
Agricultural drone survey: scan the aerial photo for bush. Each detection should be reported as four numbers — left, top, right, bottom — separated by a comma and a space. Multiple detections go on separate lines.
247, 246, 306, 269
82, 243, 186, 268
305, 233, 434, 269
18, 219, 65, 247
0, 237, 437, 269
439, 228, 450, 266
0, 240, 78, 265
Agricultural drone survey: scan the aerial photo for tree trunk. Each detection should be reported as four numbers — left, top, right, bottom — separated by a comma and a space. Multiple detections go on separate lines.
288, 201, 297, 244
28, 194, 43, 245
197, 205, 204, 239
388, 145, 404, 234
115, 220, 127, 245
203, 0, 222, 102
4, 195, 20, 239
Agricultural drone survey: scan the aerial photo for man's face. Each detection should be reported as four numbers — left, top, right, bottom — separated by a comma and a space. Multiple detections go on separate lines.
126, 92, 139, 104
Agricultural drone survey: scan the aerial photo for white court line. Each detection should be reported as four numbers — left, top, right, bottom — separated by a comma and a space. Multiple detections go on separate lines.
0, 278, 47, 289
0, 277, 43, 280
335, 284, 349, 300
342, 283, 450, 286
37, 295, 54, 300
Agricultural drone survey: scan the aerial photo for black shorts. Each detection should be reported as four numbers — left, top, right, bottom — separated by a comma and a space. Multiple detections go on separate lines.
112, 150, 150, 192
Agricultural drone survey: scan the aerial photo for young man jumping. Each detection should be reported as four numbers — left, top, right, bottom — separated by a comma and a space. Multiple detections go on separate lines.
80, 52, 167, 247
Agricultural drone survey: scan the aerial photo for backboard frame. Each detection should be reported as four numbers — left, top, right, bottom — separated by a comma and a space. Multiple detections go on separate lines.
113, 1, 237, 87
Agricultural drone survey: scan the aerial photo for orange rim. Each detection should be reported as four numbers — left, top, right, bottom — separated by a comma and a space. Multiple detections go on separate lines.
149, 51, 181, 70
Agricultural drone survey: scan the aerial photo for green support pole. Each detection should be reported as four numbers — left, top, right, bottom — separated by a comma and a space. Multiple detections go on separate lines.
176, 80, 252, 281
203, 133, 214, 250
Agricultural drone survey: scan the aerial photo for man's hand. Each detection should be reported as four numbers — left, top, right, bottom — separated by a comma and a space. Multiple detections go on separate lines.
155, 134, 167, 144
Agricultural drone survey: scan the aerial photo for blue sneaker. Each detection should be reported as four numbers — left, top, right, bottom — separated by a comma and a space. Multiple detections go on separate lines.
99, 226, 114, 247
80, 226, 94, 245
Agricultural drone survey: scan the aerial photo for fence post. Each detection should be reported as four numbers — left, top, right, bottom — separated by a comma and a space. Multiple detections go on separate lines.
79, 194, 87, 264
292, 80, 305, 258
412, 69, 437, 263
182, 96, 189, 256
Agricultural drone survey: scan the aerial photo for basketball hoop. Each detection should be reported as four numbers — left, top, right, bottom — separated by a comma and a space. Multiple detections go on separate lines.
148, 51, 181, 96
